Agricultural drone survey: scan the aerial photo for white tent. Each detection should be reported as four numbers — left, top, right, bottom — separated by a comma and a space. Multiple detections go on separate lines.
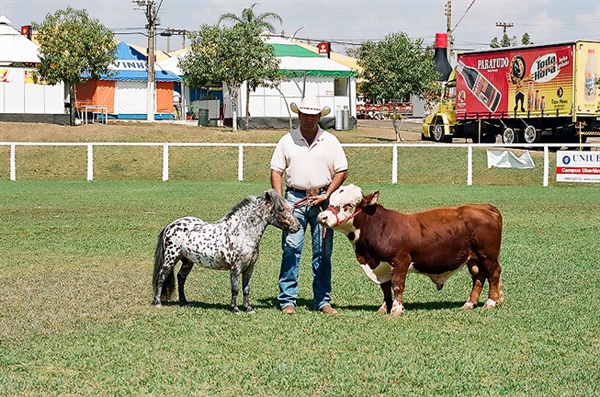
236, 36, 356, 128
157, 50, 185, 76
0, 15, 65, 115
76, 41, 181, 120
0, 16, 40, 65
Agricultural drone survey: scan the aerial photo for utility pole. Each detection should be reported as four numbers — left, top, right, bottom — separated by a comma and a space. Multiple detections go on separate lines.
133, 0, 158, 121
445, 1, 452, 62
496, 22, 514, 36
161, 28, 188, 52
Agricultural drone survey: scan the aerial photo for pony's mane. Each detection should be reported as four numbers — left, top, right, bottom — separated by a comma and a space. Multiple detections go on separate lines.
219, 195, 260, 222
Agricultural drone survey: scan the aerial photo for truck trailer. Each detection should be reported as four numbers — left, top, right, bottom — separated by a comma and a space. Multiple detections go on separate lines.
422, 40, 600, 144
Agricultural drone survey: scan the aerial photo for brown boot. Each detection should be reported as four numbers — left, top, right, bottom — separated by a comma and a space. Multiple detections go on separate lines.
320, 305, 338, 315
282, 305, 296, 315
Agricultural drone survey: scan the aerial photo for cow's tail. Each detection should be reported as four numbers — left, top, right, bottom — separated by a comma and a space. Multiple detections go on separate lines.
153, 227, 175, 301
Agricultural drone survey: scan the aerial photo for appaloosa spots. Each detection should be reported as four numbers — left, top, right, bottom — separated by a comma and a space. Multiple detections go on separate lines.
152, 189, 300, 314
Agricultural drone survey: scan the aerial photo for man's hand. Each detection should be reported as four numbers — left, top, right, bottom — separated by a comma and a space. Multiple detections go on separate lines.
309, 194, 328, 208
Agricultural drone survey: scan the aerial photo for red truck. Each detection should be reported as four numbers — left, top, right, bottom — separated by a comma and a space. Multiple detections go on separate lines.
422, 40, 600, 144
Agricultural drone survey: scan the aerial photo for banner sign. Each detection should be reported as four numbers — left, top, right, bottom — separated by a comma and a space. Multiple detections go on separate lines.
455, 44, 575, 120
556, 150, 600, 182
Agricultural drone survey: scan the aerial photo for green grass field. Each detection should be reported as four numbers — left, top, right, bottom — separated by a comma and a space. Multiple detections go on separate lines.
1, 180, 599, 396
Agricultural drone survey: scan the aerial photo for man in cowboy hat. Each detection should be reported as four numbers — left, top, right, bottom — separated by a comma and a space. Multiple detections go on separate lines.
270, 95, 348, 315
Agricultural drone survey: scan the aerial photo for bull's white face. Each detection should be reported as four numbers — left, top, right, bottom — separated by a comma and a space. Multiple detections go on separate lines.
317, 184, 363, 230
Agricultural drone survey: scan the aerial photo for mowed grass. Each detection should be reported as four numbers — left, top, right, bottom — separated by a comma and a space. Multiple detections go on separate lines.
1, 180, 599, 396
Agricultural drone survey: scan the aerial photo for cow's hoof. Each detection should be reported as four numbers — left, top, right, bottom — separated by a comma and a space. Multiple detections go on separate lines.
246, 307, 256, 314
389, 302, 404, 316
498, 291, 505, 306
231, 308, 241, 315
461, 302, 475, 310
482, 299, 497, 309
153, 303, 162, 308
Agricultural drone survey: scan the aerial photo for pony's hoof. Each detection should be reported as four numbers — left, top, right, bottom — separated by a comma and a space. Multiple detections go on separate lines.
376, 304, 388, 314
461, 302, 475, 310
231, 308, 241, 315
153, 302, 162, 308
246, 308, 256, 314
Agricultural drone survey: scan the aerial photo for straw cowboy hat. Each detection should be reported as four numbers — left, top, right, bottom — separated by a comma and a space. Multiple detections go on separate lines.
290, 96, 331, 117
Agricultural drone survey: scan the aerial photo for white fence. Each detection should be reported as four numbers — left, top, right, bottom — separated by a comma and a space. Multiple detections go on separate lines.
1, 142, 598, 186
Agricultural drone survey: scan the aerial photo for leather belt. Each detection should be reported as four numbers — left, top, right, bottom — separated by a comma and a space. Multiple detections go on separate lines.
286, 186, 328, 196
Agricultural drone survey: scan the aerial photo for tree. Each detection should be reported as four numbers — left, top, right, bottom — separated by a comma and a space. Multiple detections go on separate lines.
357, 32, 439, 141
179, 24, 280, 132
345, 46, 360, 59
521, 33, 533, 45
218, 3, 283, 129
490, 33, 532, 48
218, 3, 282, 34
32, 7, 117, 125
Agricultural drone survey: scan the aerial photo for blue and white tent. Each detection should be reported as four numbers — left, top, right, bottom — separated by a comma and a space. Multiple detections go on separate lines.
102, 41, 181, 82
77, 41, 181, 119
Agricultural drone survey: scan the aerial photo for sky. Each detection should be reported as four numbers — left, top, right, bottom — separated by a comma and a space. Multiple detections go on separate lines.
1, 0, 599, 57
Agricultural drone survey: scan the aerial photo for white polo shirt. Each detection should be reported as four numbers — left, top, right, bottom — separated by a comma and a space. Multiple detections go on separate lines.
270, 127, 348, 190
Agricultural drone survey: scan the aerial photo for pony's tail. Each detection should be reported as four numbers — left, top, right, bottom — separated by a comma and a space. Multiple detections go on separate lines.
153, 228, 175, 301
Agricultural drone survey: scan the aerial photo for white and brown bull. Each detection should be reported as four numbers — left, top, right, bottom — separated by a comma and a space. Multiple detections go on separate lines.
317, 184, 504, 316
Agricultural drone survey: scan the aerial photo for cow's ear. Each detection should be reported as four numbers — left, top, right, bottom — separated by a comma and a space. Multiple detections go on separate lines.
369, 191, 380, 205
363, 191, 379, 206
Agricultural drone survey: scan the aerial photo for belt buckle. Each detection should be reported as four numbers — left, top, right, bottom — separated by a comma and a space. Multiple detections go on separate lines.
306, 187, 320, 196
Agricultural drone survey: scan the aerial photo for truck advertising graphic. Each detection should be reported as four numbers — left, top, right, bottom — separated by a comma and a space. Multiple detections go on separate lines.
423, 41, 600, 144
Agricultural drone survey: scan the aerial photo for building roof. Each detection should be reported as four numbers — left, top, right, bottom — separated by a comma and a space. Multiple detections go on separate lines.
267, 36, 355, 77
83, 41, 181, 82
0, 15, 40, 65
293, 41, 361, 72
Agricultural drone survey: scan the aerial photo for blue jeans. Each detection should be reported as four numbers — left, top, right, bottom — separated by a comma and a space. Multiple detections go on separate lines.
278, 190, 334, 310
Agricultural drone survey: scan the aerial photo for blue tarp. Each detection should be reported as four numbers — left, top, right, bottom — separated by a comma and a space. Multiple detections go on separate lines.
89, 41, 181, 82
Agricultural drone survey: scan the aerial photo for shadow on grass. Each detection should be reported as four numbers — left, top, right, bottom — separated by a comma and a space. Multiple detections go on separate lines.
158, 298, 468, 313
256, 297, 321, 311
341, 300, 467, 313
157, 300, 231, 312
360, 136, 397, 143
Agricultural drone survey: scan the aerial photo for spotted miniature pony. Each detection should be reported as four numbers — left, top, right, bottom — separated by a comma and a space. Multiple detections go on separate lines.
153, 189, 300, 314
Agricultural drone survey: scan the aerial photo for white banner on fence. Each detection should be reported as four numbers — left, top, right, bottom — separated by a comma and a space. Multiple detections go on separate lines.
487, 150, 535, 169
556, 151, 600, 183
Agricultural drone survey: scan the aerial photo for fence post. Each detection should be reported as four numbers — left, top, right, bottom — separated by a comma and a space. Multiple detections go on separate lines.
10, 144, 16, 181
238, 144, 244, 182
87, 144, 94, 181
392, 144, 398, 184
162, 144, 169, 181
467, 145, 473, 186
543, 145, 549, 187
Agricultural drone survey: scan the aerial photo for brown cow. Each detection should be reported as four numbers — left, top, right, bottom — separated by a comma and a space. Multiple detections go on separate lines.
317, 184, 504, 316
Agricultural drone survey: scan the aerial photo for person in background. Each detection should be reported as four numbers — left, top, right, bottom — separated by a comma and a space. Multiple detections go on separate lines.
173, 90, 182, 120
270, 95, 348, 315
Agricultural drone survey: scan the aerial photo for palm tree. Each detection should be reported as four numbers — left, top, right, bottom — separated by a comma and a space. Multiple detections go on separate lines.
218, 3, 283, 33
219, 4, 283, 129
